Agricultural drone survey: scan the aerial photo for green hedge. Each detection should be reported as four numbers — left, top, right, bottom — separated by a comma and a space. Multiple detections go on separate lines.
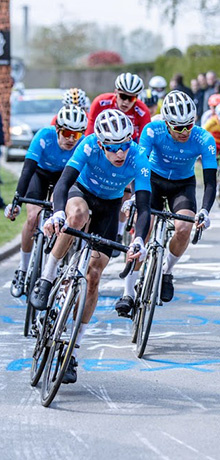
154, 44, 220, 86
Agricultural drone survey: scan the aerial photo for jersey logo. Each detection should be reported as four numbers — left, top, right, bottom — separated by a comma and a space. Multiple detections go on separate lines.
40, 138, 46, 148
134, 106, 145, 117
141, 167, 149, 177
100, 100, 112, 107
83, 143, 92, 156
208, 144, 216, 155
146, 127, 154, 138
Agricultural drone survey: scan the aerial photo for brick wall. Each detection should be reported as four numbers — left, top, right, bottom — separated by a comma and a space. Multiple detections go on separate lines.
0, 0, 11, 145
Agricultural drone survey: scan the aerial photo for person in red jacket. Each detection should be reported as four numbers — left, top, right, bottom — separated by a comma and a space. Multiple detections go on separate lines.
85, 72, 151, 256
85, 72, 151, 143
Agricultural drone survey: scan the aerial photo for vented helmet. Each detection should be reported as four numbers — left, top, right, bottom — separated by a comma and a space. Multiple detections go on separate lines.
138, 88, 158, 107
149, 75, 167, 98
62, 88, 87, 109
208, 93, 220, 107
57, 104, 88, 131
161, 90, 196, 125
115, 72, 144, 95
94, 109, 134, 143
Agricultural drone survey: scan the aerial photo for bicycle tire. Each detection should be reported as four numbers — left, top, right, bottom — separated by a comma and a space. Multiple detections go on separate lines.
30, 311, 50, 387
41, 277, 87, 407
136, 248, 163, 358
24, 232, 44, 337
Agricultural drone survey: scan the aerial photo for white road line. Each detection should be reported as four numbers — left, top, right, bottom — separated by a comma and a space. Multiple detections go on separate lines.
134, 432, 171, 460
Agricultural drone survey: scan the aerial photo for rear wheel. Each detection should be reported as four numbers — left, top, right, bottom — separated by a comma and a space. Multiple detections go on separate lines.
41, 277, 87, 407
30, 312, 50, 387
24, 232, 44, 337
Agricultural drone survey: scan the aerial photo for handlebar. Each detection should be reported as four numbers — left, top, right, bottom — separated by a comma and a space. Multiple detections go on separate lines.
64, 226, 129, 253
63, 226, 139, 277
14, 193, 53, 210
119, 244, 140, 279
191, 215, 204, 245
151, 208, 195, 223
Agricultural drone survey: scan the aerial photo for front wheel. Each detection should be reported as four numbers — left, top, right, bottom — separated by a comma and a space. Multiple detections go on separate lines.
136, 250, 163, 358
41, 277, 87, 407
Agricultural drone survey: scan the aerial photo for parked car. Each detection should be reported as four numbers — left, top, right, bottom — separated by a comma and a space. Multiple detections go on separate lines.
5, 88, 65, 161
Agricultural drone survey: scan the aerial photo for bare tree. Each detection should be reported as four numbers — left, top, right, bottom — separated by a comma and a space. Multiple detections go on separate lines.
29, 22, 94, 67
142, 0, 220, 26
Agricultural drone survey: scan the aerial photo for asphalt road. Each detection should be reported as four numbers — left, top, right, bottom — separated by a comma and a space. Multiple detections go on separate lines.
0, 196, 220, 460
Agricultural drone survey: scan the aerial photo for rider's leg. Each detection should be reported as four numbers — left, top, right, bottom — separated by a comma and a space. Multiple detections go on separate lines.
31, 195, 90, 309
115, 216, 154, 316
161, 209, 195, 302
163, 209, 194, 273
112, 187, 132, 257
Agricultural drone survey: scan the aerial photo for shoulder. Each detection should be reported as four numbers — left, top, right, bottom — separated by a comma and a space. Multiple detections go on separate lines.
142, 120, 166, 136
91, 93, 115, 108
75, 133, 99, 153
191, 125, 216, 145
35, 126, 56, 139
133, 100, 150, 117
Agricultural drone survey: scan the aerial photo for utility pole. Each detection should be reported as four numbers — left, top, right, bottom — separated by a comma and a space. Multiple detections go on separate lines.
0, 0, 11, 145
23, 5, 29, 60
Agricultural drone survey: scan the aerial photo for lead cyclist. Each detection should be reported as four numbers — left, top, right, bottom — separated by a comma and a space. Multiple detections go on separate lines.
116, 90, 217, 317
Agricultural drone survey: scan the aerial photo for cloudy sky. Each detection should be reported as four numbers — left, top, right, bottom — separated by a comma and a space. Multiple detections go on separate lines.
11, 0, 205, 51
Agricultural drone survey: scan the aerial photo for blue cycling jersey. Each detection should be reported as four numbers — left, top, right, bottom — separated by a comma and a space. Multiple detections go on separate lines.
25, 126, 84, 172
139, 121, 217, 180
66, 133, 151, 199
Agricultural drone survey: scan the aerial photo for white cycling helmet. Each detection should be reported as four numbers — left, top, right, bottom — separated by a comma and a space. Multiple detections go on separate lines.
149, 75, 167, 98
62, 88, 87, 109
161, 90, 196, 126
57, 104, 88, 131
94, 109, 134, 143
215, 103, 220, 120
115, 72, 144, 95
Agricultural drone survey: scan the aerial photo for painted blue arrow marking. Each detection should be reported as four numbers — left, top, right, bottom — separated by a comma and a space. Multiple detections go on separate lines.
140, 358, 220, 373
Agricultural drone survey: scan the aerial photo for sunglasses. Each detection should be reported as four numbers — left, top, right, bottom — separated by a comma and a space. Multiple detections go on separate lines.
60, 129, 83, 139
168, 122, 194, 133
118, 92, 137, 102
102, 141, 132, 153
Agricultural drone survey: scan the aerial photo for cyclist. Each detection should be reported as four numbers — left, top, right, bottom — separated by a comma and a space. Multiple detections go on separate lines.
204, 102, 220, 153
85, 72, 151, 255
30, 109, 152, 384
138, 88, 159, 118
201, 93, 220, 128
115, 90, 217, 317
51, 88, 90, 125
148, 75, 167, 115
5, 105, 88, 298
85, 72, 151, 142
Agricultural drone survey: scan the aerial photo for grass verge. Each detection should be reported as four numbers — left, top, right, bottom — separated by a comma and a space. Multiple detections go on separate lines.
0, 167, 27, 248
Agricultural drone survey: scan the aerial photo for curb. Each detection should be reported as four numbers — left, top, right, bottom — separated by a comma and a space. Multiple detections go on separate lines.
0, 234, 21, 261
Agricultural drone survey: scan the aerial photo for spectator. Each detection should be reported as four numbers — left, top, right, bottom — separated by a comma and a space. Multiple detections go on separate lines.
190, 78, 204, 125
171, 73, 194, 99
203, 70, 218, 113
0, 110, 6, 209
201, 93, 220, 127
197, 73, 207, 91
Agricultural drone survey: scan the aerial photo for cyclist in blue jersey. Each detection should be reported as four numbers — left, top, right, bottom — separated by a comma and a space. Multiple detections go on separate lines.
5, 105, 88, 298
30, 109, 152, 384
116, 90, 217, 317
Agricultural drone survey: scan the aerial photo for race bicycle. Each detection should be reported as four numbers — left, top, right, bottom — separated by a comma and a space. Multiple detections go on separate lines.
11, 191, 53, 336
30, 226, 133, 407
121, 207, 202, 359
